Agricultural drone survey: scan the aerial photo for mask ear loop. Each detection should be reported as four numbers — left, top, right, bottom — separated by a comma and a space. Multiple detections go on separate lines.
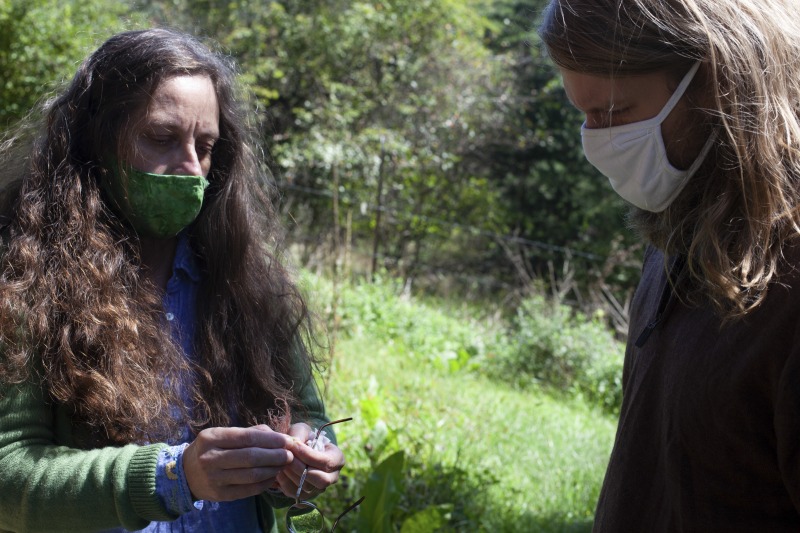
659, 61, 718, 181
684, 129, 718, 176
655, 128, 719, 210
652, 60, 703, 123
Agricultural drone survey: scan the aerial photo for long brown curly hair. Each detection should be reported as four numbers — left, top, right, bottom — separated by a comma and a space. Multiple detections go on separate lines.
539, 0, 800, 319
0, 29, 318, 445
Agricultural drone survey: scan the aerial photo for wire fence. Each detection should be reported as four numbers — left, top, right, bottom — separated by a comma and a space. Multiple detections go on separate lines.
277, 180, 642, 329
277, 180, 629, 263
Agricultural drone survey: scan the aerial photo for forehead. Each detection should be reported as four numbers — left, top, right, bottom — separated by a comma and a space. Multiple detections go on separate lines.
559, 68, 672, 112
141, 75, 220, 133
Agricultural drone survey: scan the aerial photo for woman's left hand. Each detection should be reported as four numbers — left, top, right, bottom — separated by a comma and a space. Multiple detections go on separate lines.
274, 422, 346, 499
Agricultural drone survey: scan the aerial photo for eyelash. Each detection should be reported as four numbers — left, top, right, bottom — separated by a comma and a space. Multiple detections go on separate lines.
198, 143, 215, 156
146, 135, 216, 155
588, 108, 630, 128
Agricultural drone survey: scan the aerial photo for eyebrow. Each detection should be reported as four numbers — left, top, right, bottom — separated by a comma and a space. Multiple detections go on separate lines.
145, 120, 220, 139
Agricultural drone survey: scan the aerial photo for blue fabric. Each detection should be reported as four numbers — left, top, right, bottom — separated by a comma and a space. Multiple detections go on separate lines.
105, 232, 263, 532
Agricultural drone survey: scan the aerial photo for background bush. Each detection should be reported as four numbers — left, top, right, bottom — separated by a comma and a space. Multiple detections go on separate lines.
490, 294, 624, 413
303, 271, 624, 414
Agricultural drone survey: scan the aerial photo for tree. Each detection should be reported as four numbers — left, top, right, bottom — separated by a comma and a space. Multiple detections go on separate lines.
144, 0, 511, 289
0, 0, 140, 129
138, 0, 642, 300
480, 0, 641, 294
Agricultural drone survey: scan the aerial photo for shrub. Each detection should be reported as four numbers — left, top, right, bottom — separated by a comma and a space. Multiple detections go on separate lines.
301, 270, 624, 412
489, 294, 624, 413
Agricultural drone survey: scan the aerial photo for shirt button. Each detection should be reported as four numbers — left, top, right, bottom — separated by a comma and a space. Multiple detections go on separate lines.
166, 312, 175, 321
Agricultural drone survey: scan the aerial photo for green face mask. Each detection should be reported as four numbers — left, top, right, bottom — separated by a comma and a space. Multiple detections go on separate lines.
104, 165, 209, 239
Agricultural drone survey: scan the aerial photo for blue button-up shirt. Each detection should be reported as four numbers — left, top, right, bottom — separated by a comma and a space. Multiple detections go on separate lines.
105, 233, 262, 532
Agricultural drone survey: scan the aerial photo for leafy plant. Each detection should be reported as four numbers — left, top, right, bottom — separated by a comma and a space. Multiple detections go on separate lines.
303, 271, 492, 374
0, 0, 141, 128
491, 294, 624, 413
320, 333, 611, 532
300, 270, 619, 530
355, 451, 406, 533
400, 505, 452, 533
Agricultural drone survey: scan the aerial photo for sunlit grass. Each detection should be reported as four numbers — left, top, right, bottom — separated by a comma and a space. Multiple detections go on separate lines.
317, 335, 616, 532
290, 270, 618, 531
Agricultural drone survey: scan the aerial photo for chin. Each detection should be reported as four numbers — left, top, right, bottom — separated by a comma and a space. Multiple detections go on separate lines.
626, 207, 668, 248
626, 196, 697, 255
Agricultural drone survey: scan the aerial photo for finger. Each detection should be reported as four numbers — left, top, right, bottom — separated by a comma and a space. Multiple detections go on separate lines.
275, 470, 303, 498
209, 478, 278, 502
290, 442, 345, 473
298, 468, 340, 493
214, 466, 283, 487
285, 456, 311, 479
279, 472, 317, 496
199, 426, 293, 450
302, 482, 317, 493
280, 463, 340, 496
186, 445, 294, 503
277, 467, 308, 498
196, 446, 293, 471
287, 422, 313, 442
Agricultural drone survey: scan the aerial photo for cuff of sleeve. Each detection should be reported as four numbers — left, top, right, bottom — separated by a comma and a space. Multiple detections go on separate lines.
155, 443, 195, 515
128, 443, 175, 521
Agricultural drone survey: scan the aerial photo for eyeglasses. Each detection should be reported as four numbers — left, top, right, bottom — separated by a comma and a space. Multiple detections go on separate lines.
285, 417, 365, 533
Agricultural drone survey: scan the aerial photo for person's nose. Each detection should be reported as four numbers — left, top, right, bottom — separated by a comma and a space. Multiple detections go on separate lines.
173, 143, 203, 176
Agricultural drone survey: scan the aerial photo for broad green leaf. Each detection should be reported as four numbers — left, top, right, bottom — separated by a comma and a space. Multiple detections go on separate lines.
354, 450, 405, 533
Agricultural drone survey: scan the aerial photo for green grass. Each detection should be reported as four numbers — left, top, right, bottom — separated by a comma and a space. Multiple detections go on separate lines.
288, 271, 619, 531
314, 335, 617, 532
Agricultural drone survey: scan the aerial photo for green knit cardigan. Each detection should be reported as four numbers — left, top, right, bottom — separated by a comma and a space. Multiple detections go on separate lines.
0, 372, 329, 533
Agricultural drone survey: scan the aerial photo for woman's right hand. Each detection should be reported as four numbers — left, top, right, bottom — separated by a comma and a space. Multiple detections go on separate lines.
182, 425, 294, 502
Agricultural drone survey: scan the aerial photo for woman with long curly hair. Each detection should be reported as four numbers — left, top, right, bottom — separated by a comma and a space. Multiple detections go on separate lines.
0, 28, 346, 532
539, 0, 800, 530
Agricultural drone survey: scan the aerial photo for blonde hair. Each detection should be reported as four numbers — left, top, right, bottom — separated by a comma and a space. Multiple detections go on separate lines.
540, 0, 800, 318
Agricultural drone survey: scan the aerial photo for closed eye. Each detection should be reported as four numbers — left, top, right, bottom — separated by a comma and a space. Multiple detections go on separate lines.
196, 139, 217, 158
586, 107, 632, 129
142, 132, 176, 148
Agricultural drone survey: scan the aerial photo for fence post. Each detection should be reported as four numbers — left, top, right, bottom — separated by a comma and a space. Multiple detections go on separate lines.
371, 136, 386, 283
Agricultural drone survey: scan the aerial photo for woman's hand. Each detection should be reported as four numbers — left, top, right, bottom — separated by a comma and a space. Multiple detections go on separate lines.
275, 422, 346, 499
183, 425, 294, 502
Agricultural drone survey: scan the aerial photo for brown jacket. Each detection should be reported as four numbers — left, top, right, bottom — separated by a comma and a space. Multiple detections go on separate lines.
594, 245, 800, 532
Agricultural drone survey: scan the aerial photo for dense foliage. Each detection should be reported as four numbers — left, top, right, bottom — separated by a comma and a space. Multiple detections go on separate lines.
0, 0, 139, 128
307, 271, 624, 414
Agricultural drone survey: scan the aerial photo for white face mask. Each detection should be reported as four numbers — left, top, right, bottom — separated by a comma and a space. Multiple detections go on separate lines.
581, 61, 716, 212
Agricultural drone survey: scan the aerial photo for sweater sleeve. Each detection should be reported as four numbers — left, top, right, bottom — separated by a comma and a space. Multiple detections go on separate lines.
0, 380, 174, 533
